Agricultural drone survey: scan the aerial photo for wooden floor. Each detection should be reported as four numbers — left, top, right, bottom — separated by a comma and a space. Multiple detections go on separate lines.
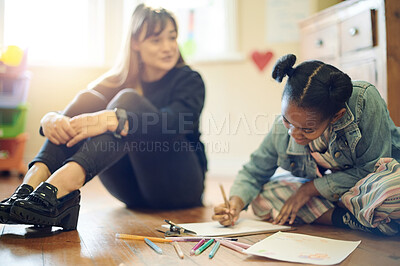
1, 173, 399, 266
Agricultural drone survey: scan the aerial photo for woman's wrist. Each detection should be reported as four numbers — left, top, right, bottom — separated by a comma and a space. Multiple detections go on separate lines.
104, 110, 119, 132
113, 108, 128, 136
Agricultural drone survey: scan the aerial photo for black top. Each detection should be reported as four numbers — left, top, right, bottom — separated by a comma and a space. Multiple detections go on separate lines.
41, 65, 207, 172
140, 65, 204, 137
95, 65, 207, 171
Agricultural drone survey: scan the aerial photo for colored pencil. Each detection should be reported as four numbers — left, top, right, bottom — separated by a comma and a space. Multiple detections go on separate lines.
195, 238, 214, 255
220, 240, 247, 254
209, 241, 220, 259
226, 240, 251, 249
167, 236, 238, 242
172, 241, 184, 259
190, 238, 205, 255
116, 233, 172, 243
219, 184, 234, 225
144, 238, 163, 254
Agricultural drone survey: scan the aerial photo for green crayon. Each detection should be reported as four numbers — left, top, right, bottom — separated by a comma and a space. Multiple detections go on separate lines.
195, 238, 214, 255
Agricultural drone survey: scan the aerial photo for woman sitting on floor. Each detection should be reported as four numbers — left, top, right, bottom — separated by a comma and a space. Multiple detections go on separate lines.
0, 4, 207, 230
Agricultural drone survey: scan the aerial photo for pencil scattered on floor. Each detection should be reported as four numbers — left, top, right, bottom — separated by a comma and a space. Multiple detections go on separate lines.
116, 233, 172, 243
190, 238, 205, 255
172, 241, 184, 259
209, 240, 220, 259
195, 238, 214, 255
144, 238, 163, 254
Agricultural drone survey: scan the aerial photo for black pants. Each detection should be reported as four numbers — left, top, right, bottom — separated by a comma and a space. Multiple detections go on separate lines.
30, 89, 205, 209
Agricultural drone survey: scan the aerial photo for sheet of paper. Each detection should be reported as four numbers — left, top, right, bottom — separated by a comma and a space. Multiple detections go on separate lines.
162, 219, 290, 237
245, 232, 361, 265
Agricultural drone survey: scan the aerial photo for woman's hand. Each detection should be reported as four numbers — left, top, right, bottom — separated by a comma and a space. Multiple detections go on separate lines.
273, 181, 320, 225
212, 196, 245, 226
41, 112, 77, 145
66, 110, 128, 147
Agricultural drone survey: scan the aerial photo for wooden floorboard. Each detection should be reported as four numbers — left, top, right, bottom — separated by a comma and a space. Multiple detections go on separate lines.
1, 174, 399, 266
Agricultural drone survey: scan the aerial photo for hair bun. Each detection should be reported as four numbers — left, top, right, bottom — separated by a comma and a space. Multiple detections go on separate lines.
328, 72, 353, 104
272, 54, 297, 82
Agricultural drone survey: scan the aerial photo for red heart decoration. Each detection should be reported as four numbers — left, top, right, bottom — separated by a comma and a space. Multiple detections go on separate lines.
251, 50, 274, 71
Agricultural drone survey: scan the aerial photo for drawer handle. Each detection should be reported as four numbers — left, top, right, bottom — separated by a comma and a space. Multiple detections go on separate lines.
315, 39, 323, 47
349, 27, 359, 36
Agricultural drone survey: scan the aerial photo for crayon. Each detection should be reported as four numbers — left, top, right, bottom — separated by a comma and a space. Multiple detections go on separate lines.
144, 238, 163, 254
220, 240, 247, 254
209, 241, 220, 259
190, 238, 205, 255
195, 238, 214, 255
226, 240, 251, 249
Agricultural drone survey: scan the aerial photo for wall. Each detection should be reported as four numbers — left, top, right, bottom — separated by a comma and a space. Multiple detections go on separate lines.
194, 0, 340, 176
22, 0, 340, 177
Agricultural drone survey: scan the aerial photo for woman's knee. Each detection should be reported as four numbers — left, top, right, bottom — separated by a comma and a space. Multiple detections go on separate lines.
107, 88, 142, 110
76, 90, 107, 106
64, 90, 108, 117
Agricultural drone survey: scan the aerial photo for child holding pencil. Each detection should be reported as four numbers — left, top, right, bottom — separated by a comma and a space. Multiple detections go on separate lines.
213, 54, 400, 235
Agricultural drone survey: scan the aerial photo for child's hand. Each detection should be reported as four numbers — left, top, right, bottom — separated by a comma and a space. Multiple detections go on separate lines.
273, 181, 320, 225
212, 196, 244, 226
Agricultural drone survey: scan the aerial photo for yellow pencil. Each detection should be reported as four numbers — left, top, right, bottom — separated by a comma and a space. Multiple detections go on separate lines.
219, 184, 234, 226
116, 233, 172, 243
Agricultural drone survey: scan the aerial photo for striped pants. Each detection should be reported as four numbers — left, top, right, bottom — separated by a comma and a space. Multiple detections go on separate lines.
251, 158, 400, 235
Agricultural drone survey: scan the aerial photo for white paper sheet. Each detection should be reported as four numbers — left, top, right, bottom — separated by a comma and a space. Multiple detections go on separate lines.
245, 232, 361, 265
162, 219, 290, 237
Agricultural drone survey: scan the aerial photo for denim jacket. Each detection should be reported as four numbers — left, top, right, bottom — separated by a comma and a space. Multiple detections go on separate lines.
230, 81, 400, 205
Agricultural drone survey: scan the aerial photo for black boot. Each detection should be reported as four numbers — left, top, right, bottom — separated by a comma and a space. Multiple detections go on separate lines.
0, 184, 33, 224
10, 182, 81, 231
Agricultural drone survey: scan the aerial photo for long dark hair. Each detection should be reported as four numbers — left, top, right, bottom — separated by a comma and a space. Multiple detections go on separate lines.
272, 54, 353, 120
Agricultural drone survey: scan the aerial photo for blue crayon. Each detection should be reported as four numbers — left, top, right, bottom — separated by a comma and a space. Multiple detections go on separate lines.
144, 238, 163, 254
209, 241, 220, 259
